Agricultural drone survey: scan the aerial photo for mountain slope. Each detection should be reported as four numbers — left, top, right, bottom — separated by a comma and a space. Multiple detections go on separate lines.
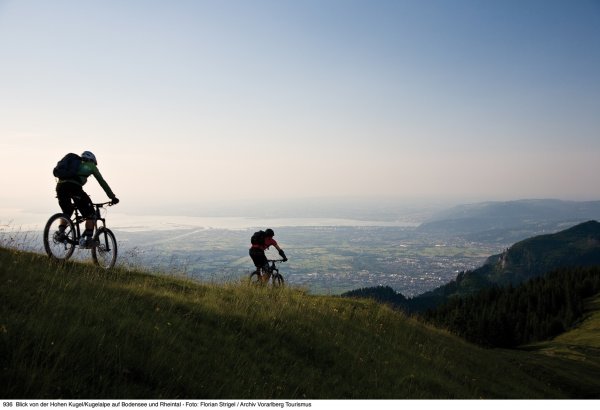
410, 220, 600, 311
1, 246, 597, 398
423, 266, 600, 348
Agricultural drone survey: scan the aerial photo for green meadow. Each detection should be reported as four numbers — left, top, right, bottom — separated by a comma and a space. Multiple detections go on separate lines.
1, 246, 599, 399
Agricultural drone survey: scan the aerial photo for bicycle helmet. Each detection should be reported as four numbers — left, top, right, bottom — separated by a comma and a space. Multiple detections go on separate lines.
81, 151, 97, 165
265, 228, 274, 237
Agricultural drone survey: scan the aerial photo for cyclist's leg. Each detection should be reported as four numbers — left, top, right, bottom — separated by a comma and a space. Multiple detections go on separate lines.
72, 188, 95, 245
56, 183, 76, 235
56, 183, 75, 220
249, 247, 269, 280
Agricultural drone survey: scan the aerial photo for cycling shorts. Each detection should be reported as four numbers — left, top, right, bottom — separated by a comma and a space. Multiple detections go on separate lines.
249, 247, 268, 269
56, 182, 95, 219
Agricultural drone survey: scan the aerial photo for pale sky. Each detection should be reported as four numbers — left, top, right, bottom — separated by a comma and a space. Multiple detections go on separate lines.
1, 0, 599, 217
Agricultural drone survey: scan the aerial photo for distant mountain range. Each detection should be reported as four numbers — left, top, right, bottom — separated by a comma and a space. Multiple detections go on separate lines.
345, 220, 600, 312
417, 199, 600, 244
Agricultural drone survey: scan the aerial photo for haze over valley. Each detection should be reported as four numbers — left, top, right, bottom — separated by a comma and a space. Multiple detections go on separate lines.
3, 198, 599, 296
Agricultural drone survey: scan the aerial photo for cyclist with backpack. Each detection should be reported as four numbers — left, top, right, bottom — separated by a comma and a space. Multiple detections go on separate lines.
54, 151, 119, 247
249, 228, 288, 274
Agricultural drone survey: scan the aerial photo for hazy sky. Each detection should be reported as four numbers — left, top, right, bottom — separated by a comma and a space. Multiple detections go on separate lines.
1, 0, 599, 216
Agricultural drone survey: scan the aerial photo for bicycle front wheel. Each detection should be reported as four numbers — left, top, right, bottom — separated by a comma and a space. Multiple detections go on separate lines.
92, 227, 117, 269
272, 273, 284, 287
43, 213, 76, 261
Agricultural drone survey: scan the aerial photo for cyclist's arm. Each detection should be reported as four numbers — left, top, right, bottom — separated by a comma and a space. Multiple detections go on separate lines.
268, 238, 287, 260
92, 166, 116, 200
266, 238, 282, 252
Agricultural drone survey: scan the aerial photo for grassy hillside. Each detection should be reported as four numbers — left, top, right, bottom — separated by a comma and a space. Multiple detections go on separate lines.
1, 247, 599, 399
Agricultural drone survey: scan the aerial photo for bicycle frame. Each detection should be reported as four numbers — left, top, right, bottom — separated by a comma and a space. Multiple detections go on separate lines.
64, 202, 111, 245
265, 259, 285, 275
249, 258, 286, 286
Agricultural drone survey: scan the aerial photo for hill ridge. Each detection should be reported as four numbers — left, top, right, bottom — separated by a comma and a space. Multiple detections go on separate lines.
417, 199, 600, 244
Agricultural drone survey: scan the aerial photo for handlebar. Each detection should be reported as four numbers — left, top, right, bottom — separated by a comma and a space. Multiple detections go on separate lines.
93, 201, 116, 207
267, 259, 286, 263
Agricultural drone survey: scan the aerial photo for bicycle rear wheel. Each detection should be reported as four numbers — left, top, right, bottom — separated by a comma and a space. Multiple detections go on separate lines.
249, 270, 265, 285
43, 213, 76, 261
92, 227, 117, 269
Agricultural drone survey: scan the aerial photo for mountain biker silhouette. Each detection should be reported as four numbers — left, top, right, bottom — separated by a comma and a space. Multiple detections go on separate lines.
249, 228, 288, 273
54, 151, 119, 248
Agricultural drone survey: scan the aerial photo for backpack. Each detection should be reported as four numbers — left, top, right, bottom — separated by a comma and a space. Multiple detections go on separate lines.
53, 153, 82, 179
251, 230, 266, 246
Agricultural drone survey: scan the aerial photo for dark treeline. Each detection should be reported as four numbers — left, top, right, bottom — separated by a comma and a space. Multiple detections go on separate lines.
342, 285, 409, 310
423, 266, 600, 348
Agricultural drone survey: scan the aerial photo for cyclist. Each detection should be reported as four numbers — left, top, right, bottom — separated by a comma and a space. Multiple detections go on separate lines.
249, 228, 288, 275
55, 151, 119, 247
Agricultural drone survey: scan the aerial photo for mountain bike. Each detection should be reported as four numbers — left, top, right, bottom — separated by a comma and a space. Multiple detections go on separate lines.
43, 201, 118, 269
249, 259, 285, 287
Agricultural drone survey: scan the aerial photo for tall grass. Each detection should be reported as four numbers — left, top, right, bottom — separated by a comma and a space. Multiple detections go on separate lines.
1, 246, 597, 399
0, 223, 42, 253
